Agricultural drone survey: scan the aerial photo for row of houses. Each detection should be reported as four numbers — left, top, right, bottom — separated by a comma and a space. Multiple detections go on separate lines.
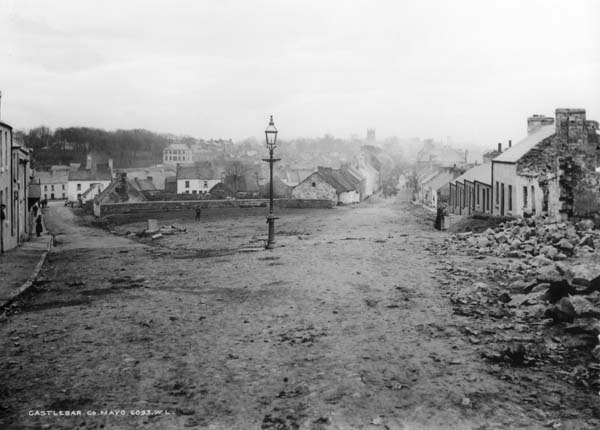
290, 146, 392, 205
0, 110, 33, 253
447, 108, 599, 220
33, 156, 114, 203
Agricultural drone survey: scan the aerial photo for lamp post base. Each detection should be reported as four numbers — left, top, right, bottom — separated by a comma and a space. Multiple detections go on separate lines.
265, 214, 278, 249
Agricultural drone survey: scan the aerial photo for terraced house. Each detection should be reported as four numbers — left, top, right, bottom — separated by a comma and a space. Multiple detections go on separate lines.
0, 111, 32, 252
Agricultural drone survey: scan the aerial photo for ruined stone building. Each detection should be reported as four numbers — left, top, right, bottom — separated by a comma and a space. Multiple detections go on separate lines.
491, 109, 599, 219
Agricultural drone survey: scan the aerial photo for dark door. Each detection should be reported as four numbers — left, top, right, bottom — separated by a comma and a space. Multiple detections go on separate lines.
500, 183, 505, 215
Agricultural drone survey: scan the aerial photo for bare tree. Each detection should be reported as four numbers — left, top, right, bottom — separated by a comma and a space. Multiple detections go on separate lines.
224, 161, 248, 195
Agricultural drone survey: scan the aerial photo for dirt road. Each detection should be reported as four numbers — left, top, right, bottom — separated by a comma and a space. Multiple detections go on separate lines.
0, 197, 596, 429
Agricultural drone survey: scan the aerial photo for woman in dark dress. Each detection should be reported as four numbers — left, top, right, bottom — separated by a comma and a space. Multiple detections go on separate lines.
35, 213, 43, 237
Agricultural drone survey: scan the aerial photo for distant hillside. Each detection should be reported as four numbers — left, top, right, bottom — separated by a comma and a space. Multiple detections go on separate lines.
17, 126, 169, 169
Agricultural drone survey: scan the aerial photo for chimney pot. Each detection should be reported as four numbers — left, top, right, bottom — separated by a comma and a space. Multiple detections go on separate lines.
508, 140, 512, 148
498, 143, 502, 152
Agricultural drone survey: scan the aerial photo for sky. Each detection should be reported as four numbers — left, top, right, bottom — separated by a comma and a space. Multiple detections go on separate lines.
0, 0, 599, 147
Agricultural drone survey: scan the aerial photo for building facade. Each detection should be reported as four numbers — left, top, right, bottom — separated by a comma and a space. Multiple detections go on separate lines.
163, 143, 192, 164
448, 163, 492, 216
176, 163, 220, 194
0, 119, 32, 252
36, 166, 69, 200
67, 170, 112, 202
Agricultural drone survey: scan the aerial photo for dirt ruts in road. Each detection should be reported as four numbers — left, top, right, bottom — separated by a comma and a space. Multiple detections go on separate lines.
0, 199, 597, 429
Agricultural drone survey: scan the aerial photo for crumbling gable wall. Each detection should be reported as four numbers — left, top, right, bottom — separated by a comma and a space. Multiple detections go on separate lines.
517, 110, 600, 219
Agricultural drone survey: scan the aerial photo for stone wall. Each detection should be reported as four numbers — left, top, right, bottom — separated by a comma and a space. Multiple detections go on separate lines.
291, 173, 337, 203
98, 198, 333, 216
517, 127, 599, 219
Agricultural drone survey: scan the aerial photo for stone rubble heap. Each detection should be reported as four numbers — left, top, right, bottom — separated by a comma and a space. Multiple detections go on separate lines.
455, 218, 597, 263
450, 218, 600, 361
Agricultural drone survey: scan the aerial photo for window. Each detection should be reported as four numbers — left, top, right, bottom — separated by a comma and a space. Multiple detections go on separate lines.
185, 180, 190, 188
531, 186, 536, 212
203, 181, 208, 188
476, 184, 480, 205
44, 185, 48, 191
508, 185, 512, 211
311, 182, 316, 187
77, 183, 82, 191
51, 185, 55, 191
62, 184, 66, 190
495, 182, 499, 204
62, 193, 66, 198
523, 186, 528, 207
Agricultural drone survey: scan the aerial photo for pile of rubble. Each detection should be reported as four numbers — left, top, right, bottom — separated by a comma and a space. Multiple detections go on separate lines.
449, 218, 600, 360
454, 218, 597, 263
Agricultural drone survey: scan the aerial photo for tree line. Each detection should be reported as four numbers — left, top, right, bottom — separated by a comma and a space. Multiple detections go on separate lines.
16, 126, 170, 168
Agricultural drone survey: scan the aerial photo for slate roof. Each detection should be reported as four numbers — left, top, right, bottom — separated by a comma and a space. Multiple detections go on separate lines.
133, 178, 157, 191
493, 125, 555, 163
316, 167, 360, 193
68, 169, 112, 181
94, 177, 147, 204
36, 170, 69, 184
451, 163, 491, 186
424, 170, 455, 191
176, 163, 217, 180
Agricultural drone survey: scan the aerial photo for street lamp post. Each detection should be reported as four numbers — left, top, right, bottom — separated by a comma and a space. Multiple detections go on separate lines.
263, 115, 280, 249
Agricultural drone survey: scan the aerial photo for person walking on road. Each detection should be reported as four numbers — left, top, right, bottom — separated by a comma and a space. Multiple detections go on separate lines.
195, 207, 202, 221
35, 213, 43, 237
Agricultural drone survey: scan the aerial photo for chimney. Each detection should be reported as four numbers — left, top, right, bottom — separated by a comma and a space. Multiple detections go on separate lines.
108, 158, 114, 176
508, 140, 512, 148
498, 143, 502, 152
86, 155, 92, 170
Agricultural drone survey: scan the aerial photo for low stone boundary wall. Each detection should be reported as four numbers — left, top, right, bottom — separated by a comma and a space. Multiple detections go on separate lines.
98, 199, 333, 216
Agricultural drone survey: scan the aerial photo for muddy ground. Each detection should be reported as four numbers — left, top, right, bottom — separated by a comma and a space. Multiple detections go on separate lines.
1, 196, 599, 429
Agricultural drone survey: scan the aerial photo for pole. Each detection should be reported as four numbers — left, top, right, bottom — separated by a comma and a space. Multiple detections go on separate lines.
266, 148, 275, 249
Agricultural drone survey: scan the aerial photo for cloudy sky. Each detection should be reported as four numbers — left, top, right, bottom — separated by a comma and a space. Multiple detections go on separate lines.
0, 0, 599, 146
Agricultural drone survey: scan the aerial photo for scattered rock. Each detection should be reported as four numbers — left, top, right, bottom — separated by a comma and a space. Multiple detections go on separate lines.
569, 264, 600, 289
576, 219, 595, 232
545, 297, 576, 323
568, 296, 600, 318
533, 255, 553, 266
495, 232, 508, 244
556, 238, 574, 254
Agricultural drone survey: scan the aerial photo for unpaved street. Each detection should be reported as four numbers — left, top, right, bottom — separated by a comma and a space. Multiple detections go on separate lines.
1, 198, 598, 429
